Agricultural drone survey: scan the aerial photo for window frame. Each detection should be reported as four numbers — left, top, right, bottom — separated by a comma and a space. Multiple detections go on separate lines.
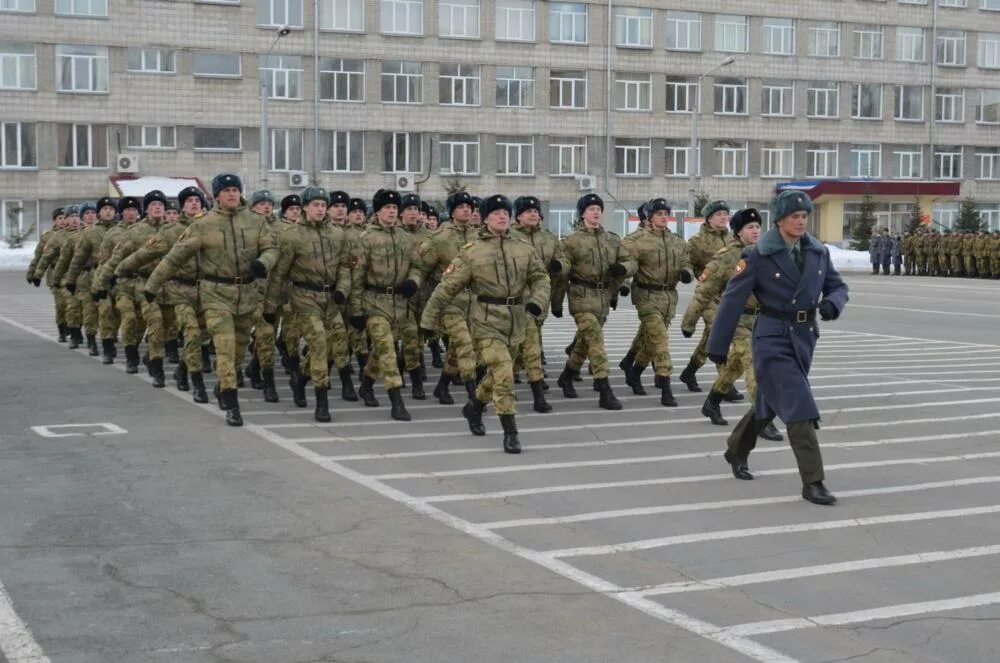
807, 81, 839, 118
0, 121, 36, 169
806, 143, 839, 178
665, 76, 698, 113
191, 51, 242, 79
808, 21, 840, 57
894, 85, 924, 121
761, 80, 794, 117
319, 57, 365, 102
549, 2, 587, 44
762, 17, 795, 56
614, 72, 652, 111
893, 148, 924, 179
54, 0, 107, 18
615, 6, 652, 49
495, 0, 534, 42
761, 142, 794, 178
935, 87, 965, 123
319, 129, 365, 173
439, 0, 480, 39
0, 42, 36, 90
260, 54, 303, 100
192, 127, 242, 152
852, 83, 884, 120
57, 122, 108, 168
257, 0, 304, 28
495, 65, 534, 108
381, 60, 422, 104
55, 44, 109, 93
382, 131, 423, 172
318, 0, 365, 32
713, 78, 748, 115
666, 10, 701, 51
850, 143, 882, 178
714, 14, 749, 53
125, 125, 176, 150
548, 136, 587, 176
714, 140, 748, 178
549, 69, 587, 109
439, 133, 480, 175
853, 24, 885, 60
438, 62, 480, 106
495, 135, 534, 176
381, 0, 424, 36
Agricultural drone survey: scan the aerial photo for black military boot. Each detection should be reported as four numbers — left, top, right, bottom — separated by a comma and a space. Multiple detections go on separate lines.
475, 364, 487, 385
356, 352, 368, 374
541, 350, 547, 366
314, 386, 331, 423
359, 374, 379, 407
701, 390, 728, 425
291, 372, 309, 408
625, 363, 647, 396
387, 387, 411, 421
68, 327, 82, 349
617, 350, 636, 374
724, 450, 753, 481
246, 356, 263, 389
759, 422, 783, 441
464, 380, 477, 401
174, 361, 190, 391
223, 389, 243, 427
462, 397, 487, 436
124, 345, 140, 374
148, 357, 166, 388
802, 481, 836, 505
500, 414, 521, 454
409, 368, 425, 400
276, 335, 289, 372
433, 372, 455, 404
86, 333, 99, 356
396, 350, 407, 388
428, 339, 444, 368
101, 338, 115, 364
722, 386, 745, 402
165, 338, 180, 364
201, 345, 213, 374
339, 366, 358, 402
214, 383, 227, 410
557, 367, 579, 398
57, 324, 67, 342
236, 367, 245, 388
595, 377, 622, 410
679, 361, 702, 393
529, 380, 552, 413
656, 375, 678, 407
190, 371, 209, 404
262, 368, 279, 403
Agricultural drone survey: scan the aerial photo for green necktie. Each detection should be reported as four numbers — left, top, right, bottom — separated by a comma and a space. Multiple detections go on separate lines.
792, 245, 804, 272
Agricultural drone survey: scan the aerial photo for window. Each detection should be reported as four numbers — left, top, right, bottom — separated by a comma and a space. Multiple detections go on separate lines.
126, 48, 175, 74
54, 0, 106, 17
980, 204, 1000, 232
57, 123, 107, 167
440, 0, 479, 38
616, 7, 651, 48
666, 11, 701, 51
715, 140, 747, 177
550, 70, 586, 109
762, 18, 794, 55
496, 136, 533, 175
807, 81, 839, 118
854, 24, 884, 59
896, 27, 925, 62
495, 0, 533, 41
496, 66, 533, 107
850, 143, 881, 178
440, 134, 479, 174
806, 143, 838, 177
715, 14, 748, 52
935, 87, 965, 122
0, 0, 34, 12
895, 85, 924, 121
319, 58, 364, 101
549, 2, 586, 44
977, 89, 1000, 123
260, 55, 302, 99
126, 125, 175, 150
381, 60, 421, 103
615, 72, 651, 111
383, 131, 422, 172
761, 142, 793, 177
549, 136, 586, 176
977, 148, 1000, 180
381, 0, 423, 35
0, 200, 38, 239
808, 21, 840, 57
665, 76, 697, 113
979, 33, 1000, 68
852, 83, 883, 119
55, 44, 108, 92
439, 63, 479, 105
192, 51, 240, 78
761, 80, 793, 116
893, 148, 923, 178
319, 0, 364, 32
664, 140, 694, 177
193, 127, 241, 151
938, 0, 966, 6
0, 43, 35, 89
614, 138, 650, 176
549, 208, 576, 238
257, 0, 303, 27
936, 29, 966, 65
0, 122, 35, 168
714, 78, 747, 114
269, 128, 303, 171
934, 146, 962, 179
985, 0, 1000, 9
319, 130, 363, 172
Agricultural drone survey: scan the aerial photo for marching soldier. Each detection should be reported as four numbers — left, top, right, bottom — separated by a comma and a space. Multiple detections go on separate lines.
32, 207, 75, 343
276, 194, 303, 379
902, 232, 915, 275
63, 197, 118, 357
991, 231, 1000, 278
976, 231, 992, 278
49, 206, 84, 349
27, 208, 67, 341
344, 197, 370, 369
963, 232, 977, 277
399, 192, 431, 398
328, 191, 350, 227
92, 197, 141, 364
245, 190, 282, 398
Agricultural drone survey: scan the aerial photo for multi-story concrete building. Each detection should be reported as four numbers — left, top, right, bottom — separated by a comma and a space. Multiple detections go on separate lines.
2, 0, 1000, 241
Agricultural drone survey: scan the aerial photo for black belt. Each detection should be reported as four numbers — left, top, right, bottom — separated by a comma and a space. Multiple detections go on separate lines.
366, 284, 399, 295
634, 281, 674, 292
570, 276, 608, 290
294, 281, 337, 293
477, 294, 523, 306
171, 277, 198, 286
743, 306, 759, 316
202, 274, 254, 285
759, 304, 815, 323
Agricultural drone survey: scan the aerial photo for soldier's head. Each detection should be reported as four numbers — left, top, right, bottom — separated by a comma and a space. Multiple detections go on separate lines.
281, 194, 302, 222
770, 190, 813, 241
730, 208, 763, 245
481, 195, 513, 235
347, 198, 367, 225
250, 190, 275, 217
118, 197, 141, 224
329, 190, 349, 224
143, 190, 168, 220
514, 196, 543, 227
211, 173, 243, 211
447, 191, 475, 224
646, 198, 672, 230
96, 197, 117, 222
636, 201, 649, 228
701, 200, 730, 231
470, 196, 482, 224
300, 187, 329, 223
400, 193, 422, 227
165, 201, 180, 222
424, 205, 439, 231
418, 201, 429, 224
178, 187, 207, 217
576, 193, 604, 230
51, 207, 65, 228
373, 189, 401, 227
79, 202, 97, 226
63, 206, 80, 230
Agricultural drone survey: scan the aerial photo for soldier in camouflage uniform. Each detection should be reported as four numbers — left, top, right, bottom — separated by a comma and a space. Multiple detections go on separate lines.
419, 201, 444, 368
27, 208, 67, 341
991, 231, 1000, 278
976, 231, 992, 278
328, 190, 349, 227
55, 202, 100, 354
32, 207, 74, 342
948, 230, 963, 276
937, 229, 951, 277
63, 197, 118, 358
348, 189, 422, 422
344, 198, 369, 368
902, 232, 915, 275
91, 197, 141, 364
145, 173, 279, 426
276, 195, 303, 376
963, 232, 977, 276
265, 187, 354, 423
48, 206, 84, 349
399, 193, 431, 398
421, 195, 550, 454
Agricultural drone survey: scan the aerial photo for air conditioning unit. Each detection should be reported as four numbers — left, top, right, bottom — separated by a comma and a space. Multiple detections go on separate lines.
576, 174, 597, 191
394, 173, 416, 192
116, 153, 139, 174
288, 170, 309, 188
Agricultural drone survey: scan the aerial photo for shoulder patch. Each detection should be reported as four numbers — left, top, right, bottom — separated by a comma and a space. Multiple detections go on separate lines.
444, 262, 456, 275
697, 269, 709, 282
734, 259, 747, 275
462, 242, 474, 249
145, 236, 158, 247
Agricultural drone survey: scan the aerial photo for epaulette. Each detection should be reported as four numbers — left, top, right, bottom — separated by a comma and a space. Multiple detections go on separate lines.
462, 242, 474, 249
712, 246, 731, 257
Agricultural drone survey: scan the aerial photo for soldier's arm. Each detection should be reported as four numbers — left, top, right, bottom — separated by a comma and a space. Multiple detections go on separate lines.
682, 255, 728, 332
33, 239, 60, 279
116, 234, 169, 276
145, 229, 200, 294
707, 250, 759, 359
52, 238, 77, 284
334, 238, 353, 303
416, 236, 438, 279
26, 237, 46, 280
264, 235, 295, 314
420, 255, 473, 332
65, 234, 93, 285
525, 251, 551, 314
819, 248, 849, 317
404, 237, 424, 287
617, 236, 638, 277
346, 242, 367, 317
95, 236, 135, 289
679, 241, 694, 279
255, 220, 279, 271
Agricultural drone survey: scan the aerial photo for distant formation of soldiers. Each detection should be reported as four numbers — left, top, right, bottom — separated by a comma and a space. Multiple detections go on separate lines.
892, 227, 1000, 278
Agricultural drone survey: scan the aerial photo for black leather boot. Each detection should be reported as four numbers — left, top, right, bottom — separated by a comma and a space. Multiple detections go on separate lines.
262, 368, 279, 403
433, 372, 455, 405
339, 366, 358, 402
165, 339, 180, 364
148, 357, 166, 388
287, 357, 308, 407
359, 374, 379, 407
802, 481, 836, 505
656, 376, 678, 407
500, 414, 521, 454
722, 385, 745, 402
701, 390, 728, 425
759, 422, 783, 441
356, 352, 368, 374
396, 350, 407, 388
246, 356, 263, 389
625, 363, 647, 395
58, 324, 67, 342
464, 380, 477, 401
125, 345, 140, 374
86, 333, 99, 356
387, 386, 411, 421
428, 340, 443, 368
214, 383, 227, 410
201, 345, 213, 374
529, 381, 552, 413
595, 377, 622, 410
236, 367, 245, 388
557, 367, 578, 398
190, 371, 209, 404
409, 368, 425, 400
223, 389, 243, 427
462, 397, 486, 436
101, 338, 115, 364
68, 327, 82, 349
617, 350, 636, 374
724, 450, 753, 480
679, 361, 702, 393
314, 386, 331, 423
174, 361, 190, 391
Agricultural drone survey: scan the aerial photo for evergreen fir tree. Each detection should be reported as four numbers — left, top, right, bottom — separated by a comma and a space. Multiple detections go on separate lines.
693, 191, 711, 217
850, 190, 877, 251
905, 197, 924, 234
955, 196, 984, 233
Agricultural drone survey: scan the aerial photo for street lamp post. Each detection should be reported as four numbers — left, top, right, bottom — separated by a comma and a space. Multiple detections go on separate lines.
686, 55, 735, 239
260, 25, 291, 189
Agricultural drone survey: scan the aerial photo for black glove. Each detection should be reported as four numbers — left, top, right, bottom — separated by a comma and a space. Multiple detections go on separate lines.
262, 312, 277, 325
708, 352, 728, 366
397, 279, 418, 298
31, 278, 41, 287
93, 289, 108, 300
819, 299, 839, 321
551, 305, 563, 318
108, 274, 117, 288
249, 259, 268, 279
66, 282, 76, 295
681, 328, 694, 338
610, 295, 619, 311
144, 290, 157, 303
548, 259, 562, 274
608, 262, 627, 278
525, 302, 543, 316
349, 316, 367, 331
332, 291, 347, 306
679, 269, 694, 284
420, 327, 436, 341
618, 285, 630, 297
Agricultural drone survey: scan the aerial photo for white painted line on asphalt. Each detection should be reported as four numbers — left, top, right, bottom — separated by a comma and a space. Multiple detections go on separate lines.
638, 544, 1000, 596
724, 591, 1000, 637
840, 330, 1000, 350
544, 504, 1000, 559
0, 580, 51, 663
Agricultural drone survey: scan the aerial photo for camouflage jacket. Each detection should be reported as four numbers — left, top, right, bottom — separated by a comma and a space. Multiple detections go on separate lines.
34, 228, 76, 284
557, 225, 623, 317
63, 219, 117, 285
511, 222, 566, 314
114, 214, 202, 306
618, 226, 693, 290
265, 218, 353, 315
348, 223, 423, 323
682, 237, 759, 339
687, 223, 730, 273
27, 229, 54, 285
93, 216, 169, 292
418, 221, 479, 320
975, 235, 991, 258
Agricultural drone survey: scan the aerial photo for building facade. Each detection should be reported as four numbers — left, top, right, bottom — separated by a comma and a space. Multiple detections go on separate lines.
2, 0, 1000, 240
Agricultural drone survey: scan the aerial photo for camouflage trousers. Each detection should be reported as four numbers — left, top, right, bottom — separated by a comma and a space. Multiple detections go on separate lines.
254, 308, 276, 370
364, 314, 404, 389
175, 302, 206, 372
952, 255, 963, 274
63, 287, 82, 328
400, 310, 422, 372
567, 312, 610, 379
992, 257, 1000, 275
52, 286, 67, 327
441, 311, 477, 381
633, 289, 679, 377
140, 295, 176, 361
518, 318, 545, 383
965, 255, 977, 274
205, 309, 254, 391
115, 279, 146, 347
297, 306, 347, 388
347, 323, 369, 357
280, 304, 301, 359
97, 292, 119, 340
475, 337, 519, 416
76, 272, 98, 336
711, 336, 757, 401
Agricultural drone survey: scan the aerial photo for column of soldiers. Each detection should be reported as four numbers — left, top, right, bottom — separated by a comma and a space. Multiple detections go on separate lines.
901, 228, 1000, 278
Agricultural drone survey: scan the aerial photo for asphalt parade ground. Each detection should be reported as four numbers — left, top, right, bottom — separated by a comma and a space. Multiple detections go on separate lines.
0, 270, 999, 663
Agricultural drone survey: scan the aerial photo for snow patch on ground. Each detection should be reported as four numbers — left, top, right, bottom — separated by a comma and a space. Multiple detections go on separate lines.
826, 244, 874, 272
0, 241, 36, 271
116, 176, 203, 198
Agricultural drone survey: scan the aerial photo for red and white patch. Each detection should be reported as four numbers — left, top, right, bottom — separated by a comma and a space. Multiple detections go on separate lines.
734, 259, 746, 274
697, 270, 709, 283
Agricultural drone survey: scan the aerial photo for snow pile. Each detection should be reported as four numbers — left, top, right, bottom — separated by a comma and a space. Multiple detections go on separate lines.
115, 176, 203, 198
826, 244, 872, 272
0, 241, 36, 271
